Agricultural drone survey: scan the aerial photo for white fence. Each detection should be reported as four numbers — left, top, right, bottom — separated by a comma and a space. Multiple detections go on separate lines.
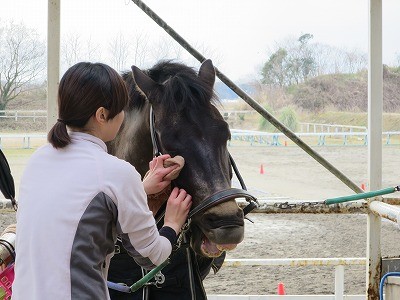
0, 133, 46, 149
0, 110, 47, 122
230, 129, 400, 146
1, 131, 400, 149
207, 258, 365, 300
299, 122, 367, 133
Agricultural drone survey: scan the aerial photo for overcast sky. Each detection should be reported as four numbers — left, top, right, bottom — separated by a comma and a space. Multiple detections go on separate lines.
1, 0, 399, 81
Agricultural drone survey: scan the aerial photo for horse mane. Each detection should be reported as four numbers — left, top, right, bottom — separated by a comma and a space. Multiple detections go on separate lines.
123, 60, 220, 121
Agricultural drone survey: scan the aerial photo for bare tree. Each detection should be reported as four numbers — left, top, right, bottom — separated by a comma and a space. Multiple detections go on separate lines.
61, 33, 103, 73
185, 41, 222, 69
131, 31, 150, 67
0, 21, 45, 111
84, 36, 102, 62
61, 33, 101, 72
61, 33, 82, 68
343, 49, 367, 73
150, 37, 179, 62
312, 43, 335, 75
108, 33, 131, 72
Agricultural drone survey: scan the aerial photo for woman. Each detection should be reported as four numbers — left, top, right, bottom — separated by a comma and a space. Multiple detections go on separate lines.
12, 62, 192, 300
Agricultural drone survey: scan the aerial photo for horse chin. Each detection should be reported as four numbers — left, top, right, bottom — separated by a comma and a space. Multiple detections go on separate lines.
190, 224, 241, 258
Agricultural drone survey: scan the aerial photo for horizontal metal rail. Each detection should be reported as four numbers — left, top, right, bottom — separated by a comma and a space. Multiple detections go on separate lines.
207, 258, 365, 300
0, 110, 47, 122
299, 122, 367, 133
223, 257, 366, 267
369, 201, 400, 226
230, 130, 400, 146
0, 133, 47, 149
237, 199, 368, 214
208, 295, 364, 299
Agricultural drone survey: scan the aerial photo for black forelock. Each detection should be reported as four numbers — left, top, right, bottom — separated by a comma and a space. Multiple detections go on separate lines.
122, 60, 219, 117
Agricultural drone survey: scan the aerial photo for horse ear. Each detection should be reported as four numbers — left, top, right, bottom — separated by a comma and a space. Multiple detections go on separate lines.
131, 65, 158, 99
198, 59, 216, 87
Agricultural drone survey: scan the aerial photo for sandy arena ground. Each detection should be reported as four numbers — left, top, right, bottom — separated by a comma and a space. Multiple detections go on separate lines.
1, 144, 400, 296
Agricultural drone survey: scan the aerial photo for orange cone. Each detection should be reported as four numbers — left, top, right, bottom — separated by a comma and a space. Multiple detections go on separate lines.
277, 282, 286, 295
284, 141, 288, 147
260, 164, 264, 174
361, 183, 366, 190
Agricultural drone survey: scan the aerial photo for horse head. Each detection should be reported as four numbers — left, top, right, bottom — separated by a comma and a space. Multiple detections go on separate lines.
110, 60, 246, 258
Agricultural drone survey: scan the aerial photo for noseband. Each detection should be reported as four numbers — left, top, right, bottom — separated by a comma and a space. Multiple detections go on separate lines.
149, 106, 258, 218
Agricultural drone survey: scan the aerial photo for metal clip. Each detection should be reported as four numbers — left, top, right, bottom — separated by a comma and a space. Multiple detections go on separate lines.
144, 271, 166, 288
154, 271, 165, 287
277, 202, 297, 209
301, 201, 324, 208
176, 219, 191, 249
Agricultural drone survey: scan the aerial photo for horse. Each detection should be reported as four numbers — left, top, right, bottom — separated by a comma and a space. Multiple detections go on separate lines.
107, 59, 256, 300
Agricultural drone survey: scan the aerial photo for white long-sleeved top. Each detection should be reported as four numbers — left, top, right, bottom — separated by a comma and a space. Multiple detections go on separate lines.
12, 132, 172, 300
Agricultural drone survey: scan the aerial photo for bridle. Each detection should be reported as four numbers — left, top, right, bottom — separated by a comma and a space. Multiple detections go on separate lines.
107, 105, 259, 297
149, 105, 258, 299
149, 106, 259, 219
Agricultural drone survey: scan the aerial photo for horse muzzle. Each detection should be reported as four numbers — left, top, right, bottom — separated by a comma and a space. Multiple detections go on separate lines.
187, 188, 258, 257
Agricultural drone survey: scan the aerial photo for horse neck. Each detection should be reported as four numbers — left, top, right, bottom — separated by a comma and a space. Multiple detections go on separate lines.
111, 105, 170, 216
112, 106, 153, 177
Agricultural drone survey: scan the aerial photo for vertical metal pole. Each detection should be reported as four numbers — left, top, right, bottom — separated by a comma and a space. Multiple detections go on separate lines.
335, 265, 345, 300
367, 0, 383, 299
47, 0, 61, 131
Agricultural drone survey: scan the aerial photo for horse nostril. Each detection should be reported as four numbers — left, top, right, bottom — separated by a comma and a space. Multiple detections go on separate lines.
201, 211, 244, 229
202, 213, 220, 225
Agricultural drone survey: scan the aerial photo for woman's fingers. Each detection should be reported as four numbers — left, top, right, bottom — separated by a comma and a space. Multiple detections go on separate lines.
183, 194, 192, 209
170, 187, 179, 198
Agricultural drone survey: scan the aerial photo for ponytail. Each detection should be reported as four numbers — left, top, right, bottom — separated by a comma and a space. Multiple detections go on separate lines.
47, 120, 71, 149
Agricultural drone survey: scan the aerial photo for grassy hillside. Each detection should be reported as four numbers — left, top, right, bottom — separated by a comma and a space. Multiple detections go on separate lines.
290, 66, 400, 112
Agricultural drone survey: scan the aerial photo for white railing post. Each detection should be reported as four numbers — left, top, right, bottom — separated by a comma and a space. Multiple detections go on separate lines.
367, 0, 383, 299
335, 265, 345, 300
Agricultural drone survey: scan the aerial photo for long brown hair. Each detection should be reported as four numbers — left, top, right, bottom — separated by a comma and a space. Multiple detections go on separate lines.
48, 62, 128, 148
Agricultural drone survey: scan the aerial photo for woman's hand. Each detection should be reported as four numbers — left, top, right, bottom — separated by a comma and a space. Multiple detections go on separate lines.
142, 154, 178, 195
163, 187, 192, 234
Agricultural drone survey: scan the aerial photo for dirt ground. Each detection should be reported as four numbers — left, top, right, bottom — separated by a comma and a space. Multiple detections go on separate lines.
1, 144, 400, 296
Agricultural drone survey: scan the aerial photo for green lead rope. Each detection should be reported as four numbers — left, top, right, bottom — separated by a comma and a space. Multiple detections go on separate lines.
325, 186, 400, 205
130, 258, 170, 292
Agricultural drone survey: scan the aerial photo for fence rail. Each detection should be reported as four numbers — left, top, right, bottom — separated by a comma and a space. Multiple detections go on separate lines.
299, 122, 367, 133
0, 110, 47, 122
1, 131, 400, 149
230, 129, 400, 146
0, 133, 46, 149
207, 258, 365, 300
